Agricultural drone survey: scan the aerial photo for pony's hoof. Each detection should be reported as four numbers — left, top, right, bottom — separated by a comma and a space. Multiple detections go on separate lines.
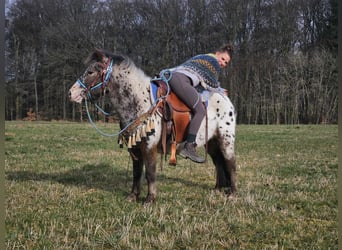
126, 193, 138, 202
144, 194, 156, 205
227, 190, 237, 200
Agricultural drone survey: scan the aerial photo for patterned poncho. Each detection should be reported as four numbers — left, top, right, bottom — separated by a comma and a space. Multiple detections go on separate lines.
176, 53, 221, 88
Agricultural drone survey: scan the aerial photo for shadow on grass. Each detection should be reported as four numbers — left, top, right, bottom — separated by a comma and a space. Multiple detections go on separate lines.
158, 173, 212, 190
5, 163, 130, 194
5, 164, 211, 195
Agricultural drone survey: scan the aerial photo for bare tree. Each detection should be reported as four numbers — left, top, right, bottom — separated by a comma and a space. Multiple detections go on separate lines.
5, 0, 337, 124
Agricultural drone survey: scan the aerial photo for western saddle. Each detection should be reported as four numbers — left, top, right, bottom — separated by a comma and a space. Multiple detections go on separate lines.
152, 78, 199, 166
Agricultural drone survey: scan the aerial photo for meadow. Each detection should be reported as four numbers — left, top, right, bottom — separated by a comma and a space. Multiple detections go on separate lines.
5, 121, 338, 249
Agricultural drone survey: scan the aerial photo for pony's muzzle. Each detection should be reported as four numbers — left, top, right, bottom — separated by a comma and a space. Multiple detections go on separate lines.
69, 83, 85, 103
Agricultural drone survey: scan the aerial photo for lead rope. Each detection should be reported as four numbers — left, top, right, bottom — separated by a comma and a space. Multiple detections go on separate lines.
84, 98, 133, 137
84, 69, 172, 138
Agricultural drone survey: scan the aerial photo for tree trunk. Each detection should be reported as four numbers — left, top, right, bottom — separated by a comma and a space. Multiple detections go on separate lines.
14, 34, 21, 120
63, 67, 66, 120
34, 71, 39, 118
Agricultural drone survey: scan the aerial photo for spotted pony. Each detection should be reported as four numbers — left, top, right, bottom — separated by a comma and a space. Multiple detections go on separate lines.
69, 49, 237, 204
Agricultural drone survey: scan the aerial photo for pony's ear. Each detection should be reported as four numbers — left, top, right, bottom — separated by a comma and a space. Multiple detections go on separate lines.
85, 48, 125, 65
94, 48, 109, 64
84, 48, 107, 65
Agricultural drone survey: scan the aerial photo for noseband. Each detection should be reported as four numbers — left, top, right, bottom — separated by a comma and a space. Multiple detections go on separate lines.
77, 58, 113, 98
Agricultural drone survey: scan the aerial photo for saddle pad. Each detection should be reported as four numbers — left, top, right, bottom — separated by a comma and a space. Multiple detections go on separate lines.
150, 81, 159, 104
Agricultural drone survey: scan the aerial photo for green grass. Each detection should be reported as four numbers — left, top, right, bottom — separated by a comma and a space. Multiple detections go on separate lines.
5, 121, 338, 249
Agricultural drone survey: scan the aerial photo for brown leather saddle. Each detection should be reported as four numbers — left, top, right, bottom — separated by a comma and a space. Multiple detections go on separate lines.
152, 78, 195, 165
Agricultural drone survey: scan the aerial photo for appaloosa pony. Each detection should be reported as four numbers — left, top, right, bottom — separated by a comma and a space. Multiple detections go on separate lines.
69, 49, 237, 203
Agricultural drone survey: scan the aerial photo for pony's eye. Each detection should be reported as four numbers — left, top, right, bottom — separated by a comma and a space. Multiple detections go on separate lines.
87, 71, 94, 75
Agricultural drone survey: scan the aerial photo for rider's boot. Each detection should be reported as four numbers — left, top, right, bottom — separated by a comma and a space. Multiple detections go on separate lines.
179, 142, 205, 163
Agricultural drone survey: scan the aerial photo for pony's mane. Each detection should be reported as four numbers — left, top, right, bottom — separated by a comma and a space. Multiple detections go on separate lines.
84, 49, 150, 84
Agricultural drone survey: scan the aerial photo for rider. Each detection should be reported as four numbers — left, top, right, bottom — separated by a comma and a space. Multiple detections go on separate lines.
162, 44, 233, 163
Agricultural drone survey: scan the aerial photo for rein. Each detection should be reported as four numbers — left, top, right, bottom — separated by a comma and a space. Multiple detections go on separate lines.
84, 98, 131, 137
79, 63, 172, 138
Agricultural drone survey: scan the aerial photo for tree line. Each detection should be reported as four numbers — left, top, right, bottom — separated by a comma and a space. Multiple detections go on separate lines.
5, 0, 338, 124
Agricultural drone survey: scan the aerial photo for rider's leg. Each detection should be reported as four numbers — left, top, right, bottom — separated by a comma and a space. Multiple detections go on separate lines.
169, 72, 205, 163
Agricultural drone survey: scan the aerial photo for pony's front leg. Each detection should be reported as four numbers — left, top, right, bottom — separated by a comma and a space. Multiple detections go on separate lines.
127, 148, 143, 202
143, 145, 158, 204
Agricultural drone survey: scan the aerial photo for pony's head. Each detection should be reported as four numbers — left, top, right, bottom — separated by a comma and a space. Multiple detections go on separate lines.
69, 49, 125, 103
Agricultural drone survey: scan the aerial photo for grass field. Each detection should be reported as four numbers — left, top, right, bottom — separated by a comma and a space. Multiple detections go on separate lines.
5, 121, 338, 249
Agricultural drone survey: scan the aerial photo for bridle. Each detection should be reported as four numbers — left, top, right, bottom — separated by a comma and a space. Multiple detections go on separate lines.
76, 57, 114, 119
77, 58, 113, 100
73, 60, 172, 138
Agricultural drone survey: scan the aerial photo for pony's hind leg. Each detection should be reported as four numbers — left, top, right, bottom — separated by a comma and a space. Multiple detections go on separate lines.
127, 148, 143, 202
224, 157, 237, 195
207, 138, 237, 195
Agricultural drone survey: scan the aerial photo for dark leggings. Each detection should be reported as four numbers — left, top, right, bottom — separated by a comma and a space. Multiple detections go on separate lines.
169, 72, 205, 142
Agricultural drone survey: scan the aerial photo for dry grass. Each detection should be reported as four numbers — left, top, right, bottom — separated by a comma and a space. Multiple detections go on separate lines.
5, 121, 338, 249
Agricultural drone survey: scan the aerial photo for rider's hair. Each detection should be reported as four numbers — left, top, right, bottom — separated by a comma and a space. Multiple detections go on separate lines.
216, 44, 233, 58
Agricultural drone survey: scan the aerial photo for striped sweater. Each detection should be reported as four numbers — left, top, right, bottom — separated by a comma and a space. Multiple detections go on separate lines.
175, 53, 221, 88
